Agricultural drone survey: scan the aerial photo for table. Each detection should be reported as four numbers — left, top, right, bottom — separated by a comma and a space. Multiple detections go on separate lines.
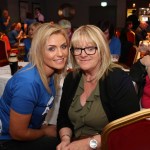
0, 62, 29, 96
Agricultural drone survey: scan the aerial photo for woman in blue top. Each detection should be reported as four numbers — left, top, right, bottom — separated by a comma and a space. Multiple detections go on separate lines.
0, 23, 69, 150
23, 22, 41, 62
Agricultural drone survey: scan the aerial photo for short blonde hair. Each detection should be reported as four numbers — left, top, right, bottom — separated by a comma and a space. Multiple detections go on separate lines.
29, 23, 69, 92
70, 24, 120, 80
28, 22, 41, 31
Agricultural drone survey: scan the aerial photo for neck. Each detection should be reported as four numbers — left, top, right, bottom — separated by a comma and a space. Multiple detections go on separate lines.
84, 74, 97, 83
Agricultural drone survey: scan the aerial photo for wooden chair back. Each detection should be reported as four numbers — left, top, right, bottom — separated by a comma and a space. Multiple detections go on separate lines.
0, 39, 9, 67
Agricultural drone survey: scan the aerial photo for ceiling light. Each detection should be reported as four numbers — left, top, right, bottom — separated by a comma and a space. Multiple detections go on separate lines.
101, 2, 107, 7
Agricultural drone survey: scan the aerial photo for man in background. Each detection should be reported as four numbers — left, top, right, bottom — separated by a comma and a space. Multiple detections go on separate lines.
0, 9, 11, 35
34, 8, 44, 23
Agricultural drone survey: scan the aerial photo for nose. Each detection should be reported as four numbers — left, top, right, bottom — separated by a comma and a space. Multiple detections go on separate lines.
57, 48, 63, 56
80, 49, 87, 56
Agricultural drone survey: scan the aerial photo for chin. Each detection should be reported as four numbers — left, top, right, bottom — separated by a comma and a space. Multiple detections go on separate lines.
55, 64, 66, 70
80, 67, 90, 71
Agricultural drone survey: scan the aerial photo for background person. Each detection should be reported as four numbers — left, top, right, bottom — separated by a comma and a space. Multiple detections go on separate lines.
98, 20, 121, 62
135, 21, 148, 46
0, 23, 69, 150
23, 12, 37, 34
130, 55, 150, 108
7, 22, 23, 48
119, 21, 135, 64
58, 19, 73, 40
34, 8, 45, 23
57, 25, 140, 150
126, 9, 139, 31
0, 9, 11, 35
23, 22, 41, 62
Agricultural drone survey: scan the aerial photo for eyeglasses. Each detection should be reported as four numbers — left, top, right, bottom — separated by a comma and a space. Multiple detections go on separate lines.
71, 46, 97, 56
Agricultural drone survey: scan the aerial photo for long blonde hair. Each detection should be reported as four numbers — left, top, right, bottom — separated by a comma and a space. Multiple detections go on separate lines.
70, 24, 121, 80
28, 23, 69, 93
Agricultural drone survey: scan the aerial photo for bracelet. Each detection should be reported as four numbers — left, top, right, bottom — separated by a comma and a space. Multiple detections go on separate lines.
60, 134, 71, 140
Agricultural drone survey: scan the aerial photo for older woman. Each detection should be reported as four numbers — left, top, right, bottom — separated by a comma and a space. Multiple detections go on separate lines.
0, 23, 69, 150
57, 25, 140, 150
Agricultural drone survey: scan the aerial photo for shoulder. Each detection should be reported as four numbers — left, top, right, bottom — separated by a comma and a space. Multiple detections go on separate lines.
107, 67, 125, 78
63, 71, 81, 90
130, 59, 146, 82
14, 65, 40, 83
103, 67, 130, 86
23, 38, 31, 43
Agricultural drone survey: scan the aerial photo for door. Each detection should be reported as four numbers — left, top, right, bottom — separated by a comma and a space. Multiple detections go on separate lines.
89, 6, 117, 27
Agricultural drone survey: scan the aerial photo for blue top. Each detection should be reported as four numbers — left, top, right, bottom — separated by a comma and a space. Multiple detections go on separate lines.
23, 38, 31, 62
0, 17, 11, 34
109, 36, 121, 55
24, 18, 36, 27
8, 29, 19, 46
0, 64, 55, 140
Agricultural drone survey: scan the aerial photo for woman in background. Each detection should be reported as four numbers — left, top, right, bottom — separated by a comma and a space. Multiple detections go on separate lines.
98, 20, 121, 62
130, 55, 150, 108
23, 22, 41, 61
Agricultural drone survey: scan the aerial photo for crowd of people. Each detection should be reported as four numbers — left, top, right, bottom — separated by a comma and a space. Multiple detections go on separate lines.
0, 7, 150, 150
0, 8, 45, 58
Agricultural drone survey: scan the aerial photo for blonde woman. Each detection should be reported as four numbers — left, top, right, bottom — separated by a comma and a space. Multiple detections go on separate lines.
23, 22, 41, 61
0, 23, 69, 150
57, 25, 140, 150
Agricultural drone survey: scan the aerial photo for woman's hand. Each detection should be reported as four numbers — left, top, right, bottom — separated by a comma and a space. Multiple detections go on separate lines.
58, 138, 92, 150
57, 134, 101, 150
56, 135, 71, 150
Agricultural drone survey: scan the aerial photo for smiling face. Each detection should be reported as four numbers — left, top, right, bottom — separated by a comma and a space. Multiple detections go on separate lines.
74, 41, 101, 73
28, 26, 37, 38
43, 33, 69, 76
104, 29, 110, 41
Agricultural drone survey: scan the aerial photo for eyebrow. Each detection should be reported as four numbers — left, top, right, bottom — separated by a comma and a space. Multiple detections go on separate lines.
47, 42, 67, 47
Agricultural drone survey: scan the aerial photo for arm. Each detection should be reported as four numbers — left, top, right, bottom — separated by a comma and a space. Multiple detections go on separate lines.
3, 16, 10, 26
129, 59, 146, 84
57, 72, 76, 132
16, 30, 23, 41
10, 109, 56, 140
102, 68, 140, 121
24, 23, 28, 34
9, 79, 56, 141
57, 127, 72, 149
140, 55, 150, 78
57, 134, 101, 150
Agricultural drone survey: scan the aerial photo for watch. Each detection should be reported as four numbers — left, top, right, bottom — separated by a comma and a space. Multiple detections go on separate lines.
89, 139, 98, 149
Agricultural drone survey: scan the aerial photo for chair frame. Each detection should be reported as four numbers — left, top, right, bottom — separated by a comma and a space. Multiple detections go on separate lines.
101, 109, 150, 150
